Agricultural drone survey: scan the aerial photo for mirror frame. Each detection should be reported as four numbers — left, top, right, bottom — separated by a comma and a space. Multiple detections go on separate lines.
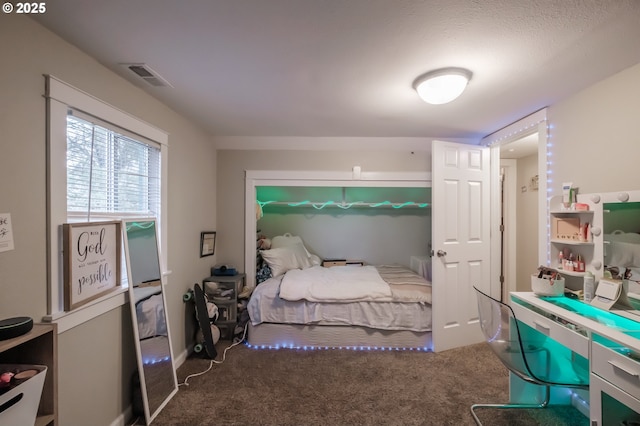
481, 108, 549, 298
122, 218, 178, 424
590, 190, 640, 275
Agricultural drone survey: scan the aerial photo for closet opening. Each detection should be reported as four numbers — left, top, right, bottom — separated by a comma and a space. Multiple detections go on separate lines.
256, 185, 431, 272
244, 170, 432, 289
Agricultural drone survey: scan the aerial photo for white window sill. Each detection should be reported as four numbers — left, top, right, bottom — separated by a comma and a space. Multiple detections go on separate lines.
43, 270, 171, 334
42, 288, 129, 334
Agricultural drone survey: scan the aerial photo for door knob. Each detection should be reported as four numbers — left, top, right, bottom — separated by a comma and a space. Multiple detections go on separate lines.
436, 250, 447, 257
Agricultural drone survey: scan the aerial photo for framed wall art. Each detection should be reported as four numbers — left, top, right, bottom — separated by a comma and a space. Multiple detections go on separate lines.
63, 221, 122, 311
200, 231, 216, 257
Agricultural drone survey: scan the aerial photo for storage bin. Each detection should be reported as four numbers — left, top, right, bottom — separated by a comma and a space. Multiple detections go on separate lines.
0, 364, 47, 426
531, 274, 565, 296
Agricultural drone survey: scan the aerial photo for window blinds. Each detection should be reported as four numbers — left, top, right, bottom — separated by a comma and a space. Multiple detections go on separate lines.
66, 110, 161, 221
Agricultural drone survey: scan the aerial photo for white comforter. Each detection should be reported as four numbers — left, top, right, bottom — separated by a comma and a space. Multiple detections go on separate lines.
279, 265, 394, 302
136, 292, 167, 339
248, 275, 433, 331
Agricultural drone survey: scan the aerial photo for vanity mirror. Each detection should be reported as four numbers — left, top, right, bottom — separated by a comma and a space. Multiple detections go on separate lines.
602, 198, 640, 310
123, 218, 178, 424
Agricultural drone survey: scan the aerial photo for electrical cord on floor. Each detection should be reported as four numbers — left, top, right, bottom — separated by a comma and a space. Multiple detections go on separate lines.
179, 322, 248, 387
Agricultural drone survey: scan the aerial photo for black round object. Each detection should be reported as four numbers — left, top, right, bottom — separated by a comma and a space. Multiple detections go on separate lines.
0, 317, 33, 341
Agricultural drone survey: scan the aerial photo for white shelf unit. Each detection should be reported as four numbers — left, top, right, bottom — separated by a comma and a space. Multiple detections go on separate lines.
549, 196, 598, 290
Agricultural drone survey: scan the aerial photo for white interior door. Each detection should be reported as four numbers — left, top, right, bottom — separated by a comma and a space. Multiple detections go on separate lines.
432, 140, 490, 352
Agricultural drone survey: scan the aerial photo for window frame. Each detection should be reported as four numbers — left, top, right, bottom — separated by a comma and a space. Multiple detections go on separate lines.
65, 110, 162, 221
45, 75, 169, 333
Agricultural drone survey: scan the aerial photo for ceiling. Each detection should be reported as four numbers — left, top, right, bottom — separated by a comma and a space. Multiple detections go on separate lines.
500, 133, 538, 159
33, 1, 640, 141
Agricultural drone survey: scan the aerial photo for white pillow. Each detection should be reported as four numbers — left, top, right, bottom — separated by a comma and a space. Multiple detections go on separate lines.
271, 233, 313, 257
260, 242, 312, 277
309, 254, 322, 266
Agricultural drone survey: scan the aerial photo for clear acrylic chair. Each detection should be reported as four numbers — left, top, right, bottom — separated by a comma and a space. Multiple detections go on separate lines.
470, 286, 589, 425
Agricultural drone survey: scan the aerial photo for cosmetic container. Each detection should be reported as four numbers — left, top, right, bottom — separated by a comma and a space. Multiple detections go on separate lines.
584, 271, 595, 302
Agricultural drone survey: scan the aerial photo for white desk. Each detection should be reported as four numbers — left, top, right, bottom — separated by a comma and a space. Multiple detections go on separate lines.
510, 292, 640, 425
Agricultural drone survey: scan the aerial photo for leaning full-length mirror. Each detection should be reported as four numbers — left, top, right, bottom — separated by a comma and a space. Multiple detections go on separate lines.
123, 219, 178, 424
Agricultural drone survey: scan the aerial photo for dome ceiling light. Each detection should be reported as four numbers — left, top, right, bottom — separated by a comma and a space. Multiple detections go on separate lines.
413, 68, 472, 105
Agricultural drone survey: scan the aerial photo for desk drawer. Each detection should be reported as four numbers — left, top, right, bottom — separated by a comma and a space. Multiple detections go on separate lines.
511, 302, 589, 357
592, 341, 640, 398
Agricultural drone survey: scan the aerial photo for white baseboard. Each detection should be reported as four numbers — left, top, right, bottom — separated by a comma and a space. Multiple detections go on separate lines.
174, 346, 191, 368
110, 405, 133, 426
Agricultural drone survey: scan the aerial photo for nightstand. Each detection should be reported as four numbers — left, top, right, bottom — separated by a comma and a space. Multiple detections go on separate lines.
203, 273, 245, 340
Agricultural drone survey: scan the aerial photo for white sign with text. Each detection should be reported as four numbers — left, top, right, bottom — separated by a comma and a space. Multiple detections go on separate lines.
63, 221, 121, 310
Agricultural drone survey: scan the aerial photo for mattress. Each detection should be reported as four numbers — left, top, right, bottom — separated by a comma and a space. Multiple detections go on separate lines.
247, 269, 432, 332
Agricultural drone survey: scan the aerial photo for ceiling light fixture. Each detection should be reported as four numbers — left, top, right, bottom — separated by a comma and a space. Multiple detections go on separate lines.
413, 68, 472, 105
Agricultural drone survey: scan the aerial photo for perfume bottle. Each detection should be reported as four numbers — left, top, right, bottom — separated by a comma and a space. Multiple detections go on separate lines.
558, 250, 564, 269
566, 252, 575, 271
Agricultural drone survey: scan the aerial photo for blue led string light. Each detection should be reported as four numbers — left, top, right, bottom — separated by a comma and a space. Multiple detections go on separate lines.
545, 122, 553, 266
245, 342, 432, 352
143, 355, 171, 365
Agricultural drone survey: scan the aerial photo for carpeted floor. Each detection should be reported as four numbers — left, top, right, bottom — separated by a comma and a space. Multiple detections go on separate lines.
147, 341, 588, 426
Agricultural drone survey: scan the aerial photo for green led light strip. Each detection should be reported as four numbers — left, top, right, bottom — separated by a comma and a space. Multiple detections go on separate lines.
126, 220, 155, 231
258, 200, 430, 210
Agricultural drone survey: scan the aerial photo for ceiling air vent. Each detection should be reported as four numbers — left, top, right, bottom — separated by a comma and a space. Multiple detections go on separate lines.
121, 63, 173, 88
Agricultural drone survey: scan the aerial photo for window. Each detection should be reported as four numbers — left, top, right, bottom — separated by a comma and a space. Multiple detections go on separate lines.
66, 112, 161, 221
46, 75, 168, 332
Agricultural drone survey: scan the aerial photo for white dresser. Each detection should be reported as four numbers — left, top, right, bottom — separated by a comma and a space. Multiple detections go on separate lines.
510, 292, 640, 425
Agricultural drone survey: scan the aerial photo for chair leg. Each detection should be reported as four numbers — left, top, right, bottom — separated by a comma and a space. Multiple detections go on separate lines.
470, 385, 550, 425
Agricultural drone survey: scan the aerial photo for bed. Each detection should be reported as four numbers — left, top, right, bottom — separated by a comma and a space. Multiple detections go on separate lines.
134, 283, 167, 340
247, 237, 433, 350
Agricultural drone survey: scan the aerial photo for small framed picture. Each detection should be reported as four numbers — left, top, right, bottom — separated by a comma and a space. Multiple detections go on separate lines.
200, 231, 216, 257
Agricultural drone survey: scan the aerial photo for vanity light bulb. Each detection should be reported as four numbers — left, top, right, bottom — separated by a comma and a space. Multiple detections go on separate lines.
617, 192, 630, 202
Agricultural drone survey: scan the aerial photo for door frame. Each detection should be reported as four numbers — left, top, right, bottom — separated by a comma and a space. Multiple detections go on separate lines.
481, 109, 549, 299
500, 159, 517, 302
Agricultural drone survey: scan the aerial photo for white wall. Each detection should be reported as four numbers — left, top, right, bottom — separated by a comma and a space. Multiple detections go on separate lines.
0, 16, 217, 425
258, 206, 431, 266
547, 63, 640, 196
